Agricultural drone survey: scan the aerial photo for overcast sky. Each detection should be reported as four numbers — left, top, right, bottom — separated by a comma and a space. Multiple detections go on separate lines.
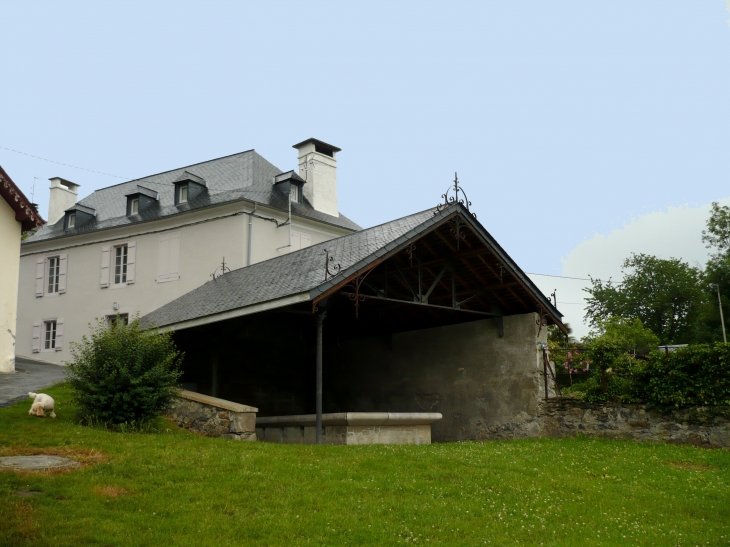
2, 2, 729, 336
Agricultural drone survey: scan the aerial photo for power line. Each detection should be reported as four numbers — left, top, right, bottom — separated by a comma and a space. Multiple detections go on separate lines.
527, 272, 591, 281
0, 145, 127, 179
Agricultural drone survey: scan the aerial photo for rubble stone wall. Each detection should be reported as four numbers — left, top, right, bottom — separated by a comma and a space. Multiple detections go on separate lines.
166, 390, 257, 441
538, 400, 730, 448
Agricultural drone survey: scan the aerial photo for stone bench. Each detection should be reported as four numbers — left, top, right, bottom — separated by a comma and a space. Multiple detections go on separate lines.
256, 412, 442, 445
166, 390, 258, 441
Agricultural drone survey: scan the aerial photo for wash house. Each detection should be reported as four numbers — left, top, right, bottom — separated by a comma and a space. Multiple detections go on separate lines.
142, 188, 566, 444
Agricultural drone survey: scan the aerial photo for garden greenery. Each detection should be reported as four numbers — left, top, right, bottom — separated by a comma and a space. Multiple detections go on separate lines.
66, 316, 183, 426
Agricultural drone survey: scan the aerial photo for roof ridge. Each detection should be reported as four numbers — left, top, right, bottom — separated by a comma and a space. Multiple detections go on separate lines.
90, 149, 256, 192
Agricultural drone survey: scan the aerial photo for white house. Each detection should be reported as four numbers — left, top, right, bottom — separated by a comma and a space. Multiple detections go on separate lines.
17, 139, 359, 364
0, 166, 45, 373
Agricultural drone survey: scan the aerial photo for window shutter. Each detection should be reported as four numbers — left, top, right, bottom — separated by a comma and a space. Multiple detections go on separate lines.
100, 246, 111, 288
55, 318, 64, 351
58, 253, 68, 294
168, 233, 180, 278
157, 234, 170, 281
126, 241, 136, 284
32, 322, 41, 353
35, 258, 45, 297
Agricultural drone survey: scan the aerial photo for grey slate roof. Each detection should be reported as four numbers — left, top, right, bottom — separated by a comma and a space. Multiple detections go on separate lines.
141, 208, 437, 329
23, 150, 360, 244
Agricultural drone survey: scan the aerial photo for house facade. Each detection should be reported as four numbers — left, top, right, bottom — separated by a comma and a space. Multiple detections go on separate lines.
0, 166, 45, 373
17, 139, 359, 364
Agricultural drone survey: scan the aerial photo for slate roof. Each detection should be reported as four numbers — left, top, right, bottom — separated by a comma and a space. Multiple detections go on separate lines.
140, 204, 563, 330
141, 208, 437, 329
23, 150, 360, 244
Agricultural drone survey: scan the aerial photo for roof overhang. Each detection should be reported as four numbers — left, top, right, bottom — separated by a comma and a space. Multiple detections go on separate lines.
0, 165, 45, 231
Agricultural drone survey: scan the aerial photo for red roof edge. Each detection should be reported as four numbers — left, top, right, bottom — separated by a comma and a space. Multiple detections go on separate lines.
0, 165, 46, 231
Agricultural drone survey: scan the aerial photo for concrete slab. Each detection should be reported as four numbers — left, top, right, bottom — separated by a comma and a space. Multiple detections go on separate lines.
0, 455, 79, 471
0, 357, 67, 407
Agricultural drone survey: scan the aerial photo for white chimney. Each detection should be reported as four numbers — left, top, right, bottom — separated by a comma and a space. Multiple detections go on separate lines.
48, 177, 79, 225
293, 138, 340, 217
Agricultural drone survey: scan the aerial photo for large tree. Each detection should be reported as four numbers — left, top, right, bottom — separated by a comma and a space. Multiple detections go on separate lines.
584, 253, 705, 344
697, 202, 730, 342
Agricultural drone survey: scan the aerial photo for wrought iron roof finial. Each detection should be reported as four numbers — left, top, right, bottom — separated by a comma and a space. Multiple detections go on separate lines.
435, 172, 477, 220
211, 257, 232, 280
324, 249, 341, 281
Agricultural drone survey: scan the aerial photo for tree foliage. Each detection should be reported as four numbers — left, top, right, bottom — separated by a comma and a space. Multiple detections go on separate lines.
584, 253, 705, 344
584, 316, 659, 355
66, 317, 183, 425
701, 202, 730, 254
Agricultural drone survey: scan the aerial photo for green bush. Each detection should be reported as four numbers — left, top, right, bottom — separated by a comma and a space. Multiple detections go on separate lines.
635, 344, 730, 409
66, 317, 183, 425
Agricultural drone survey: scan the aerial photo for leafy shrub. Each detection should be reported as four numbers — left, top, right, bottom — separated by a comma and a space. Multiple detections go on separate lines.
634, 344, 730, 409
66, 317, 183, 425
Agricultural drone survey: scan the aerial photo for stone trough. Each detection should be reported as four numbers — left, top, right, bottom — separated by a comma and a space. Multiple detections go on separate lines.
256, 412, 443, 445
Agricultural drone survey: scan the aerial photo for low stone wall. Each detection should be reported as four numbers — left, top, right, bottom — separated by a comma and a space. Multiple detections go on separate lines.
539, 400, 730, 448
166, 390, 258, 441
256, 412, 442, 445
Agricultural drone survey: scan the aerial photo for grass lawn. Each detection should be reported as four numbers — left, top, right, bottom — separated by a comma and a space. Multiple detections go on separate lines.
1, 384, 729, 546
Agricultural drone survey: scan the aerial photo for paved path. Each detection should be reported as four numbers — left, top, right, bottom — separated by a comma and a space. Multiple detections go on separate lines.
0, 357, 67, 407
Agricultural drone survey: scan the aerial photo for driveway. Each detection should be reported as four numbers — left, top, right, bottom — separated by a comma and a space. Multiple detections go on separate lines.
0, 357, 67, 407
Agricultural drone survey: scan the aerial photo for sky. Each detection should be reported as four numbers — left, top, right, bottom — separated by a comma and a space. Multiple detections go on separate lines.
2, 2, 729, 337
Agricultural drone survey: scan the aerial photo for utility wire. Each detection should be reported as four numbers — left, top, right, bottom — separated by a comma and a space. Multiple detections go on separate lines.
0, 145, 127, 179
527, 272, 591, 281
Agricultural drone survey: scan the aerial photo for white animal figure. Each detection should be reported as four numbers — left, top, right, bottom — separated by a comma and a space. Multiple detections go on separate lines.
28, 392, 56, 418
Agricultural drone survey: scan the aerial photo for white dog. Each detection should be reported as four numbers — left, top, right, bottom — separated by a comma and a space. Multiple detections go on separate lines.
28, 392, 56, 418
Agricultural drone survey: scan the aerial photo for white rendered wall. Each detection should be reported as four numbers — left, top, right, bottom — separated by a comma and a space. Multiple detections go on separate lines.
0, 198, 21, 373
16, 201, 352, 364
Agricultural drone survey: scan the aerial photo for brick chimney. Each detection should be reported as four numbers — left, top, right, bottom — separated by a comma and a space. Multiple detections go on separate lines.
48, 177, 79, 224
293, 138, 340, 217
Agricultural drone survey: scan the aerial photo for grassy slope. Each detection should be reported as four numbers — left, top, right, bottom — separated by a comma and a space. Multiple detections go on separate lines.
1, 384, 729, 547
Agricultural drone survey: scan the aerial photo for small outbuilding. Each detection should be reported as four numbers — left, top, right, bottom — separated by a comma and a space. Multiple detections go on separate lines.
143, 183, 565, 442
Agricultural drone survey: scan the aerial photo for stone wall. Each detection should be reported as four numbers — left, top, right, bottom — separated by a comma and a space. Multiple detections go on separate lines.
538, 400, 730, 448
325, 313, 546, 443
166, 389, 258, 441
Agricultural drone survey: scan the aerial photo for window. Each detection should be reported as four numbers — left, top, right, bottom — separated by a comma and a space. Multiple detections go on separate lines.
114, 245, 129, 285
178, 184, 188, 203
291, 185, 299, 203
47, 257, 60, 294
130, 198, 139, 214
36, 254, 67, 297
44, 320, 57, 350
107, 314, 129, 327
100, 242, 135, 288
68, 212, 75, 228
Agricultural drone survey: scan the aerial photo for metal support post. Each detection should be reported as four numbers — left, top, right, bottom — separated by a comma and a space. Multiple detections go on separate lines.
715, 284, 727, 344
315, 311, 326, 444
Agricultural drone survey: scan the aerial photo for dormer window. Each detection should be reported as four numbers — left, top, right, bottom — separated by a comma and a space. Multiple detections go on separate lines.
173, 171, 206, 206
125, 185, 158, 216
64, 204, 95, 230
273, 170, 306, 204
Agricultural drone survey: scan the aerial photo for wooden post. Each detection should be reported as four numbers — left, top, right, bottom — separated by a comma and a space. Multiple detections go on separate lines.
315, 312, 326, 445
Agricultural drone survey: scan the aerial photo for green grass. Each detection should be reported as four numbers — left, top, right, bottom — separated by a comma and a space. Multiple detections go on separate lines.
1, 384, 729, 546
